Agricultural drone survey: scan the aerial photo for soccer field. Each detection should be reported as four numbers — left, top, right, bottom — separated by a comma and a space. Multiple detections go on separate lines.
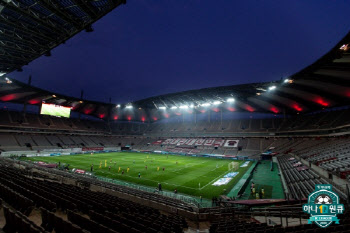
23, 152, 253, 199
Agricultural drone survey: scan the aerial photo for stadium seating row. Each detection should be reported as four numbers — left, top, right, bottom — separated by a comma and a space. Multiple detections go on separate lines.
277, 155, 347, 200
0, 161, 189, 232
2, 108, 350, 136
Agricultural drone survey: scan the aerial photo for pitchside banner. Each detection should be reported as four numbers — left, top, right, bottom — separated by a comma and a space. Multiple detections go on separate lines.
82, 147, 104, 151
224, 140, 239, 147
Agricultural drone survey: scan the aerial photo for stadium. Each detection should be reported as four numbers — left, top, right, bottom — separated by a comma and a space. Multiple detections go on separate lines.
0, 1, 349, 233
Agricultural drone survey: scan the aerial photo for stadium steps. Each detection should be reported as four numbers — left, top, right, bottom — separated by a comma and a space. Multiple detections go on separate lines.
30, 136, 39, 147
7, 111, 13, 124
44, 136, 54, 146
13, 135, 21, 148
37, 117, 45, 126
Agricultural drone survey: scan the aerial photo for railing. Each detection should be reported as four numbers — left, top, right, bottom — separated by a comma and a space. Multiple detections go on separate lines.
95, 176, 213, 208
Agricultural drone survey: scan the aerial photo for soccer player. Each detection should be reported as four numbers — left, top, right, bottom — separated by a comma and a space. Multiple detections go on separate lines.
99, 162, 102, 169
114, 161, 116, 166
118, 167, 121, 172
91, 164, 93, 172
108, 166, 111, 171
105, 160, 107, 167
121, 170, 124, 175
162, 167, 165, 171
157, 167, 159, 171
138, 172, 141, 178
127, 167, 130, 173
145, 165, 147, 170
158, 183, 162, 191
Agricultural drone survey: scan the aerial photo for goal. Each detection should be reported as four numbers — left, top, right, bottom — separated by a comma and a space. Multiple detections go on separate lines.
228, 162, 239, 171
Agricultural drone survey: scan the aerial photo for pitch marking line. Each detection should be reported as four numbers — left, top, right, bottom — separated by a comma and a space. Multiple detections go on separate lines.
210, 164, 223, 171
172, 161, 206, 173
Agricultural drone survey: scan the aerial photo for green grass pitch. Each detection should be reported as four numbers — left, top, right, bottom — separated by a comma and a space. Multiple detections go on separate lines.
23, 152, 252, 199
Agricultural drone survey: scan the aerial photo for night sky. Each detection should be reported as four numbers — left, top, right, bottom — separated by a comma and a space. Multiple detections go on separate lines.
8, 1, 350, 105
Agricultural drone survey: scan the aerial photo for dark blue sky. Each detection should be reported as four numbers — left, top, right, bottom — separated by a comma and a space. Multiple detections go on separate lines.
8, 0, 350, 104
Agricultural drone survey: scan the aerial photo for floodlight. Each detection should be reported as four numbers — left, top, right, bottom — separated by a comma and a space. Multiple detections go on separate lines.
189, 104, 195, 108
268, 86, 276, 90
201, 103, 210, 107
5, 77, 12, 84
213, 101, 222, 105
180, 105, 188, 109
159, 106, 166, 110
116, 104, 121, 108
227, 98, 235, 102
171, 106, 178, 109
126, 105, 133, 109
340, 44, 349, 51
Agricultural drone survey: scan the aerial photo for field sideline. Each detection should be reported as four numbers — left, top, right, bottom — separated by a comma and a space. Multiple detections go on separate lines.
23, 152, 253, 199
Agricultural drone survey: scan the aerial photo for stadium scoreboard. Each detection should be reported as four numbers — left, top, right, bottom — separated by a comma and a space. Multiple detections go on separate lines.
40, 103, 71, 118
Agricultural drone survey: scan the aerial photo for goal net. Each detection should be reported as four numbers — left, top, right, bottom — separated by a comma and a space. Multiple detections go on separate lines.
228, 162, 239, 171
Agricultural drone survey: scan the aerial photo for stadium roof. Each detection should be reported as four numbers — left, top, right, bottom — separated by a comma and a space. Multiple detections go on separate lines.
131, 30, 350, 116
0, 3, 349, 122
0, 0, 126, 74
0, 75, 113, 118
